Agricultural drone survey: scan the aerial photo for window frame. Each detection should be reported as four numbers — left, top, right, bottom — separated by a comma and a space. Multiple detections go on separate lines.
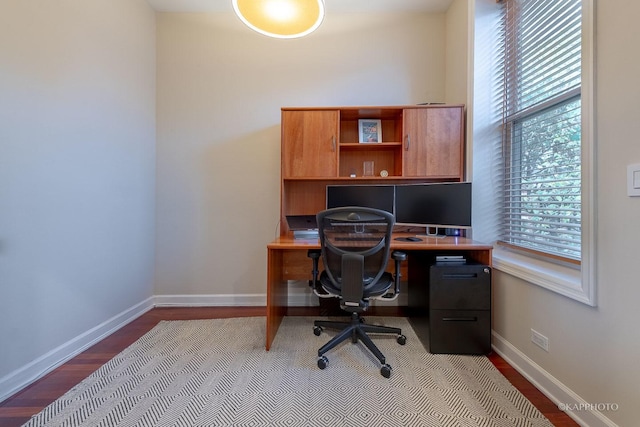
476, 0, 596, 306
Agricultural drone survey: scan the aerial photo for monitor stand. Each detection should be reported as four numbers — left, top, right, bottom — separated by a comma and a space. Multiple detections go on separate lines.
418, 227, 465, 238
424, 226, 446, 238
411, 227, 446, 239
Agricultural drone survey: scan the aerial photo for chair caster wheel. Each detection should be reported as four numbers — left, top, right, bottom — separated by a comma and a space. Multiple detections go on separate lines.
313, 326, 323, 336
397, 334, 407, 345
380, 364, 392, 378
317, 356, 328, 370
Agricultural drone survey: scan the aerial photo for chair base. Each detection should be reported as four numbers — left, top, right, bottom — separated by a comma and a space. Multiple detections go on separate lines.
313, 313, 405, 376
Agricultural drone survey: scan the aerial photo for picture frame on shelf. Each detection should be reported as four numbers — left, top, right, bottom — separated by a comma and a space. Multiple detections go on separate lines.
358, 119, 382, 143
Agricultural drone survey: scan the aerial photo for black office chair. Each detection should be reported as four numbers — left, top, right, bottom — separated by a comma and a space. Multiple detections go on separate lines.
308, 207, 407, 378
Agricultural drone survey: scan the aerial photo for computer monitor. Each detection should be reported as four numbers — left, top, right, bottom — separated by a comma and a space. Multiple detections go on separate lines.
395, 182, 472, 231
326, 184, 395, 214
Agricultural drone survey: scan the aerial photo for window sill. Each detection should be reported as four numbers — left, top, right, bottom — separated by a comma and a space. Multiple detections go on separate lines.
492, 247, 595, 306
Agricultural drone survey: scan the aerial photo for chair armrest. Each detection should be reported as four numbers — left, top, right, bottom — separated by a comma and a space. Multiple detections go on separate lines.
307, 249, 332, 298
391, 250, 407, 296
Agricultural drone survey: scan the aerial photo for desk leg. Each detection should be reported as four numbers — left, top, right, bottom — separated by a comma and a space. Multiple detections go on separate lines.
406, 252, 431, 350
266, 248, 287, 350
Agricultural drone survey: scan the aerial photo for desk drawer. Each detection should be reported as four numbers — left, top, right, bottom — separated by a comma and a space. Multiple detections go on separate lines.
430, 264, 491, 310
428, 309, 491, 354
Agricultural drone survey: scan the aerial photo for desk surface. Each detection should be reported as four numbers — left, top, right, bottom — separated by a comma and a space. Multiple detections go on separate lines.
268, 234, 493, 251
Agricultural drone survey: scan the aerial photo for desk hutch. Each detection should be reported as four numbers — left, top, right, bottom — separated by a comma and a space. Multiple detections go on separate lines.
279, 105, 465, 234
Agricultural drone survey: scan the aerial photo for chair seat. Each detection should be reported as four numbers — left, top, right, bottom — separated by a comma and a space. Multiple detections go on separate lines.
319, 271, 393, 299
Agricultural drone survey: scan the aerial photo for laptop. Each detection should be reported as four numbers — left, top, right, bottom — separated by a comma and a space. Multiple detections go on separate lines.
285, 215, 318, 231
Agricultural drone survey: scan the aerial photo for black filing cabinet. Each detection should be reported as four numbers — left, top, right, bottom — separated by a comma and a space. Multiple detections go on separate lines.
429, 262, 491, 354
409, 260, 492, 354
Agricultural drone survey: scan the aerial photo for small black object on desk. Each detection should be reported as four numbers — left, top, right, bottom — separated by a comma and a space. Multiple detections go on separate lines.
394, 236, 422, 242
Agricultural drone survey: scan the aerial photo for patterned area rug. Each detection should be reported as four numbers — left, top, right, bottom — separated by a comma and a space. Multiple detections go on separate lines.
23, 317, 553, 426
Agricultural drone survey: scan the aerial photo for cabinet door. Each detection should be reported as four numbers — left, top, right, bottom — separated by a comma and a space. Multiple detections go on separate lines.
282, 110, 339, 178
402, 107, 464, 179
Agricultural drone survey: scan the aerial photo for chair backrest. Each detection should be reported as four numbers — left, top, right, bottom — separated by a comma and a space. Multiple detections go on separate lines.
316, 207, 394, 304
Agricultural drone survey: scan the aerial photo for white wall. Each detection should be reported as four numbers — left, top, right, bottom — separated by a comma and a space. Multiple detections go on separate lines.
0, 0, 156, 399
155, 11, 449, 299
444, 0, 469, 105
472, 1, 640, 426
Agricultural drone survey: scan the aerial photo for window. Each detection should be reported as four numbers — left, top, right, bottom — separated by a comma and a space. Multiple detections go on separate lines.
473, 0, 595, 305
501, 0, 582, 262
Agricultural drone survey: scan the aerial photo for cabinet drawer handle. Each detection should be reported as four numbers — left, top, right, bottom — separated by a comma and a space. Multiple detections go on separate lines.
442, 317, 478, 322
331, 135, 336, 152
405, 134, 410, 151
442, 273, 478, 279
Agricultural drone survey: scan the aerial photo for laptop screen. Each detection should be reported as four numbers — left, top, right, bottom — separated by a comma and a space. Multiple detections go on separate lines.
285, 215, 318, 230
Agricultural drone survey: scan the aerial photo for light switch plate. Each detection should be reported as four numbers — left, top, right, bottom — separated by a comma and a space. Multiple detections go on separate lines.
628, 163, 640, 196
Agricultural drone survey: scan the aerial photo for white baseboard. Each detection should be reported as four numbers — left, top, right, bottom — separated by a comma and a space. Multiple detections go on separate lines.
153, 293, 322, 308
153, 293, 267, 307
492, 331, 619, 427
1, 293, 287, 403
0, 298, 154, 403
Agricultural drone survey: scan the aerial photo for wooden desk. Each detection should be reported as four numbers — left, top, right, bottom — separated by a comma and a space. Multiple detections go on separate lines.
266, 234, 493, 350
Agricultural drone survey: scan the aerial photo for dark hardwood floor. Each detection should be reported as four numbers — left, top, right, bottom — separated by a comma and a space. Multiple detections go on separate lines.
0, 307, 578, 426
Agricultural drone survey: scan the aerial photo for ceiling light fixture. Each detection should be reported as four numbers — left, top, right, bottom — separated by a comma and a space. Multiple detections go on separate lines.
232, 0, 325, 39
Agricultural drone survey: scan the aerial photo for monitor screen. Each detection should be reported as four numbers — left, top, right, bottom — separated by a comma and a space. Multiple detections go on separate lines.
326, 184, 395, 214
395, 182, 472, 229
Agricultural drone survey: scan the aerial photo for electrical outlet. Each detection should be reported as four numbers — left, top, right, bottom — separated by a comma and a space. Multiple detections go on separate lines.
531, 329, 549, 352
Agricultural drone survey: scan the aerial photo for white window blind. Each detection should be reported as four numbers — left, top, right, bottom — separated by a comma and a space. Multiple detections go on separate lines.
500, 0, 582, 262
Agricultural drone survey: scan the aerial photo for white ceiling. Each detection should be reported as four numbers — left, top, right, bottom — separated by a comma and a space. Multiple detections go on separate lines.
146, 0, 454, 13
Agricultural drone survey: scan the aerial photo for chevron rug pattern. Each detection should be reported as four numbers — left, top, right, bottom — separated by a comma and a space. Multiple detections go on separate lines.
22, 316, 553, 426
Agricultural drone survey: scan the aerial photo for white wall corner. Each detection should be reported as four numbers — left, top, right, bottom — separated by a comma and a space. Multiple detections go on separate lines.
0, 298, 154, 403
